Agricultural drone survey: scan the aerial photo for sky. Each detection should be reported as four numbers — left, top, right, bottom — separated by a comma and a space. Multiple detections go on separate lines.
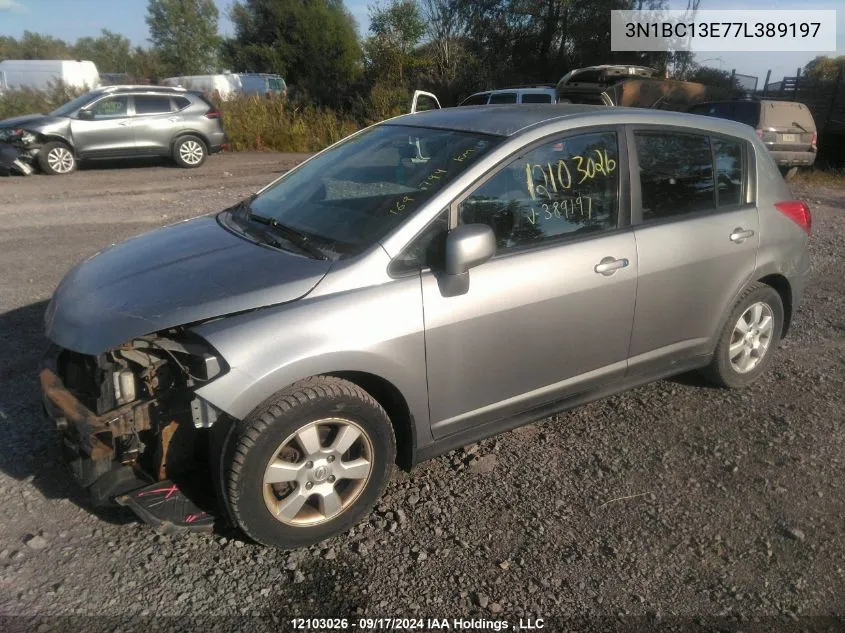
0, 0, 842, 84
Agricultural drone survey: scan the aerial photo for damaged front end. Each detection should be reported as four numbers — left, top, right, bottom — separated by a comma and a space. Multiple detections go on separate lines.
0, 128, 38, 176
40, 330, 230, 530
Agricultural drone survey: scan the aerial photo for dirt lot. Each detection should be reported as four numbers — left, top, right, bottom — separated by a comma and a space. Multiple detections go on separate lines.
0, 154, 843, 632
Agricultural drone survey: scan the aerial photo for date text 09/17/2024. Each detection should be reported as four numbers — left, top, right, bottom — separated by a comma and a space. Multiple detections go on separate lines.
290, 617, 546, 630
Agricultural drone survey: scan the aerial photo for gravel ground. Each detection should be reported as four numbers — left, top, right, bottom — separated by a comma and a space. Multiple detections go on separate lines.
0, 154, 843, 633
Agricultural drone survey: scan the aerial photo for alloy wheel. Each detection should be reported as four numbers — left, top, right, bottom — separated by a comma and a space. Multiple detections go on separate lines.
729, 301, 774, 374
262, 418, 374, 527
47, 147, 74, 174
179, 140, 204, 165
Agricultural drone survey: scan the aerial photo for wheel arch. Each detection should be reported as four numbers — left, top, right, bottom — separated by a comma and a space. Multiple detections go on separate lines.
328, 371, 416, 471
756, 273, 793, 338
170, 130, 210, 153
38, 133, 75, 153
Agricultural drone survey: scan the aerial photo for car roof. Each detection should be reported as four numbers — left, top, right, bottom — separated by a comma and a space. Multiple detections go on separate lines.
387, 104, 761, 140
97, 85, 190, 95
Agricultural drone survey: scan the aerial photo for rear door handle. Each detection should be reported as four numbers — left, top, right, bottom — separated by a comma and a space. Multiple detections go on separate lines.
730, 228, 755, 243
117, 121, 131, 127
594, 256, 629, 276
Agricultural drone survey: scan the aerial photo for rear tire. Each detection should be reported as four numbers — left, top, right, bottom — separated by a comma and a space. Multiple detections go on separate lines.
226, 376, 396, 549
702, 282, 783, 389
172, 135, 207, 168
38, 141, 76, 175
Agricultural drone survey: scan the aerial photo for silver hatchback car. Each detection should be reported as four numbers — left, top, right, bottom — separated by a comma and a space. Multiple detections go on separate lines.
40, 105, 810, 548
0, 85, 226, 174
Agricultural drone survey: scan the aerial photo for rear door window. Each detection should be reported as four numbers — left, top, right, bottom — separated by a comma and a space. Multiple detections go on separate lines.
635, 132, 715, 222
134, 95, 173, 115
489, 92, 518, 104
521, 93, 553, 104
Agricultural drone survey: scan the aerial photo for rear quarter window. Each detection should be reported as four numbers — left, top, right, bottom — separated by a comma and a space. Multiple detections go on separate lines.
173, 96, 191, 110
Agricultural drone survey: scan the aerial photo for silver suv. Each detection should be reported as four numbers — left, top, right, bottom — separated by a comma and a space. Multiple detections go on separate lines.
40, 105, 810, 548
0, 85, 226, 174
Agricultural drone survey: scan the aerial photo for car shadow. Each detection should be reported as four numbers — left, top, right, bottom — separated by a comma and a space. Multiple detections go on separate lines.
665, 369, 722, 389
78, 156, 176, 171
0, 300, 135, 525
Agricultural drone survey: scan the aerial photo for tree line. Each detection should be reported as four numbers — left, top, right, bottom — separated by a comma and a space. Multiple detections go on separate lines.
1, 0, 843, 110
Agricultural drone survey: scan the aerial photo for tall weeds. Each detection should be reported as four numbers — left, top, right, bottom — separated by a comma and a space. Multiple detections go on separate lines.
219, 95, 361, 153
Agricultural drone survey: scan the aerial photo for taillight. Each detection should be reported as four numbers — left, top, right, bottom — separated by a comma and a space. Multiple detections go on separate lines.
205, 109, 221, 119
810, 131, 817, 151
775, 200, 811, 235
755, 128, 764, 139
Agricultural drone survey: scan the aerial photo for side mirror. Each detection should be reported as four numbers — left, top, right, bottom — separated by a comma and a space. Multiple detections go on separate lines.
437, 224, 495, 297
445, 223, 496, 275
77, 109, 94, 120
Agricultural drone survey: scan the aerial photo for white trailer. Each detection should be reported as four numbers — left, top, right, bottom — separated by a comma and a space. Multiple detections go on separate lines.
0, 60, 101, 92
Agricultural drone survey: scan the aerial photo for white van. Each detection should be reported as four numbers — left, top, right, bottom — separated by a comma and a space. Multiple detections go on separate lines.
160, 74, 243, 100
458, 86, 558, 106
0, 60, 100, 92
237, 73, 287, 97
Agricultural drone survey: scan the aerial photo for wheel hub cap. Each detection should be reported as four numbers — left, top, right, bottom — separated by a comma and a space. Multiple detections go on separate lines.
262, 418, 374, 527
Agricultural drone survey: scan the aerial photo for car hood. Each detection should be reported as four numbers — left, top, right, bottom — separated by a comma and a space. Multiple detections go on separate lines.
0, 113, 61, 130
45, 215, 333, 355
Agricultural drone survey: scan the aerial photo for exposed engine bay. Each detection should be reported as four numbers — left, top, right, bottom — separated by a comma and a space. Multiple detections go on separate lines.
40, 329, 229, 529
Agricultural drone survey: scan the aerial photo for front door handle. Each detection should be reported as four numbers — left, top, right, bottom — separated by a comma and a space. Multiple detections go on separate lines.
730, 228, 755, 243
594, 256, 629, 276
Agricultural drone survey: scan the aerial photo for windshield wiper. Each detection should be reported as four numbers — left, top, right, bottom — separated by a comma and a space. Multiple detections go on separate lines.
792, 121, 809, 133
248, 213, 328, 260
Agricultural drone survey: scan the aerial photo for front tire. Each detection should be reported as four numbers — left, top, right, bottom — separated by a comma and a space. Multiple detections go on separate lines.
702, 282, 784, 389
226, 376, 396, 549
173, 135, 207, 168
38, 141, 76, 175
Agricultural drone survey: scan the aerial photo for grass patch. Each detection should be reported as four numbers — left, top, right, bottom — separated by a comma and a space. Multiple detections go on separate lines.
219, 95, 362, 153
791, 167, 845, 189
0, 85, 84, 120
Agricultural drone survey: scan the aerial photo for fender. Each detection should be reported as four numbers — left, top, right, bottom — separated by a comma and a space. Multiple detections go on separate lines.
190, 273, 433, 447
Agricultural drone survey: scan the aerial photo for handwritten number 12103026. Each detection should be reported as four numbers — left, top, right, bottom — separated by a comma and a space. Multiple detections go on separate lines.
524, 148, 616, 201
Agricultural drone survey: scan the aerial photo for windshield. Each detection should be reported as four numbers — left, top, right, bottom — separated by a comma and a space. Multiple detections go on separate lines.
50, 91, 99, 117
239, 124, 501, 258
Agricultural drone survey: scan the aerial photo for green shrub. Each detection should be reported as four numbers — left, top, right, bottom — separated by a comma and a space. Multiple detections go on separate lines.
0, 84, 85, 120
219, 94, 361, 153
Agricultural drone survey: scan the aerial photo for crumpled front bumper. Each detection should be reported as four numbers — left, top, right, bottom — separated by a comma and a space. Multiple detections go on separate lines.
0, 143, 34, 176
39, 348, 154, 497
